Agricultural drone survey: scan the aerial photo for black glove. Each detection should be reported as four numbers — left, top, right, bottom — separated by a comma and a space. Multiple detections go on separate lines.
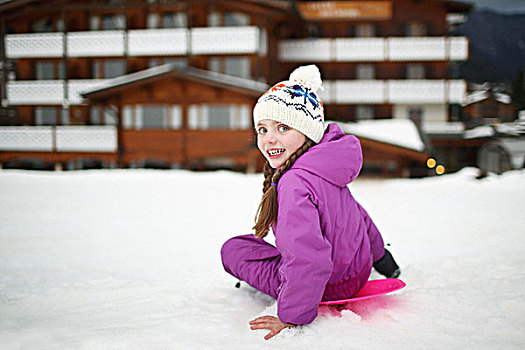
373, 249, 400, 278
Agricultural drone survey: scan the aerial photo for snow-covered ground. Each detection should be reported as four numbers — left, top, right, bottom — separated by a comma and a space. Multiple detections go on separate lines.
1, 168, 524, 349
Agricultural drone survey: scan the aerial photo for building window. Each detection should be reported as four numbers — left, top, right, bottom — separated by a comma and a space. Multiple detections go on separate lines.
209, 57, 251, 78
407, 22, 426, 37
122, 105, 182, 130
102, 14, 126, 30
105, 60, 126, 78
208, 11, 221, 27
35, 62, 55, 80
90, 106, 101, 124
61, 108, 70, 125
162, 12, 187, 28
307, 24, 322, 38
224, 12, 250, 26
91, 15, 126, 30
225, 57, 250, 78
91, 105, 118, 125
142, 106, 166, 129
92, 60, 126, 78
406, 64, 425, 79
147, 13, 159, 28
35, 107, 57, 125
356, 64, 375, 80
35, 61, 65, 80
408, 107, 423, 124
32, 18, 53, 32
208, 11, 250, 27
356, 105, 374, 120
356, 24, 375, 37
188, 105, 251, 130
104, 107, 118, 125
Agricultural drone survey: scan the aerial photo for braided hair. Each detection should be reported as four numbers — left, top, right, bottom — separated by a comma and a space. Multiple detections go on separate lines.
253, 138, 315, 238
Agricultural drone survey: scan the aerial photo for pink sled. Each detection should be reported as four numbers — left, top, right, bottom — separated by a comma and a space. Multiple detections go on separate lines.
320, 278, 406, 305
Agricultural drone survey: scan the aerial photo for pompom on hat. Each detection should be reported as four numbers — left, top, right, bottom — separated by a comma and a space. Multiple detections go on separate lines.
253, 65, 325, 143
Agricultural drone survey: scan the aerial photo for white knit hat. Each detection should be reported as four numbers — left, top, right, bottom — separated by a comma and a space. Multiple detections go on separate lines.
253, 65, 325, 143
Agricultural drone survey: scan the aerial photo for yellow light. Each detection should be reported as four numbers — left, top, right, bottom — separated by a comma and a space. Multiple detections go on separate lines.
436, 165, 445, 175
427, 158, 436, 168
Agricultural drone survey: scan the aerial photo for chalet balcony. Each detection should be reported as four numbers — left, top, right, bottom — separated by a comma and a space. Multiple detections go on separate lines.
322, 79, 466, 104
67, 31, 126, 57
5, 32, 64, 58
278, 38, 332, 62
7, 79, 109, 105
5, 26, 260, 58
7, 80, 65, 105
191, 27, 260, 55
0, 126, 117, 153
128, 28, 188, 56
6, 78, 465, 106
280, 36, 469, 62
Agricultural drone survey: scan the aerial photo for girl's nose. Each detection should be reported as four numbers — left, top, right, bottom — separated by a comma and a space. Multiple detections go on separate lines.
266, 130, 277, 143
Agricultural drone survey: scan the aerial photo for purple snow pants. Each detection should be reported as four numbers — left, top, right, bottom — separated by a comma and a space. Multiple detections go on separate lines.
221, 234, 371, 301
221, 234, 283, 299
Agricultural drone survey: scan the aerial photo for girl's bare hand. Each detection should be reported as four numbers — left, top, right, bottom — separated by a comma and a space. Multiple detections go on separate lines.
249, 315, 296, 340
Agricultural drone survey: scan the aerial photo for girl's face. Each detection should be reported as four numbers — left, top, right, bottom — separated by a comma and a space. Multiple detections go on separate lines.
256, 119, 306, 169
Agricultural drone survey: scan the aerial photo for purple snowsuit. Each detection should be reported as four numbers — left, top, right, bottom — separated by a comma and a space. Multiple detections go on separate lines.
221, 123, 386, 325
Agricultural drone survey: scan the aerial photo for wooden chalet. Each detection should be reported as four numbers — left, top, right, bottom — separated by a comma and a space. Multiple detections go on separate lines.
0, 0, 472, 175
82, 64, 267, 170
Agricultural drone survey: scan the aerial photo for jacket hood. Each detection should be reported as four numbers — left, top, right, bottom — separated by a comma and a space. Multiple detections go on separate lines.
290, 123, 363, 187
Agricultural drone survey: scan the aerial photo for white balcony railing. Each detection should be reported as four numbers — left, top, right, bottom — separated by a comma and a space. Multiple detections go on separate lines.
56, 126, 117, 152
0, 126, 54, 151
447, 79, 467, 104
6, 79, 465, 106
5, 33, 64, 58
335, 80, 386, 104
388, 37, 447, 61
0, 126, 117, 153
5, 26, 260, 58
6, 80, 109, 105
280, 37, 469, 62
67, 31, 126, 57
279, 39, 332, 62
128, 28, 188, 56
7, 80, 65, 105
191, 26, 259, 55
335, 38, 385, 61
320, 79, 466, 104
448, 37, 469, 61
388, 80, 446, 103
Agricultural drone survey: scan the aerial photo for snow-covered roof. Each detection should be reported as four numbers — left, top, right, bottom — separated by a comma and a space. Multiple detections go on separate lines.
463, 91, 489, 106
333, 119, 425, 152
464, 120, 525, 139
494, 92, 511, 104
423, 122, 465, 135
463, 90, 512, 106
464, 125, 494, 139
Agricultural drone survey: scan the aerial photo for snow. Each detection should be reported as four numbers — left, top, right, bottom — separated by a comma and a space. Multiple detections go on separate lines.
1, 168, 524, 349
334, 119, 425, 151
464, 125, 495, 139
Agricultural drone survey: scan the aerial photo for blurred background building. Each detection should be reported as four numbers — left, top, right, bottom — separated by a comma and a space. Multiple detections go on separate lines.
0, 0, 523, 176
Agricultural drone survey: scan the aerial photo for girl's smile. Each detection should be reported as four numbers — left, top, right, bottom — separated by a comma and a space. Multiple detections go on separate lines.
256, 119, 306, 169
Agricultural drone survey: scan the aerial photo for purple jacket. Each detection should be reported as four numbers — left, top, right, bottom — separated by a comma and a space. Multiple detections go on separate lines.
274, 123, 385, 325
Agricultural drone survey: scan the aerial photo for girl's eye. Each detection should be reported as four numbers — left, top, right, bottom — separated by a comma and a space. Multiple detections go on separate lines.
278, 125, 288, 132
257, 127, 268, 134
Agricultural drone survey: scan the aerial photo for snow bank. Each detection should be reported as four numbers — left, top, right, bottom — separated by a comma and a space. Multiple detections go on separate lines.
1, 168, 524, 349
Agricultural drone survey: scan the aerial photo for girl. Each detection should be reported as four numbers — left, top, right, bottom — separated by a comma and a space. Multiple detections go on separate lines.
221, 65, 400, 340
